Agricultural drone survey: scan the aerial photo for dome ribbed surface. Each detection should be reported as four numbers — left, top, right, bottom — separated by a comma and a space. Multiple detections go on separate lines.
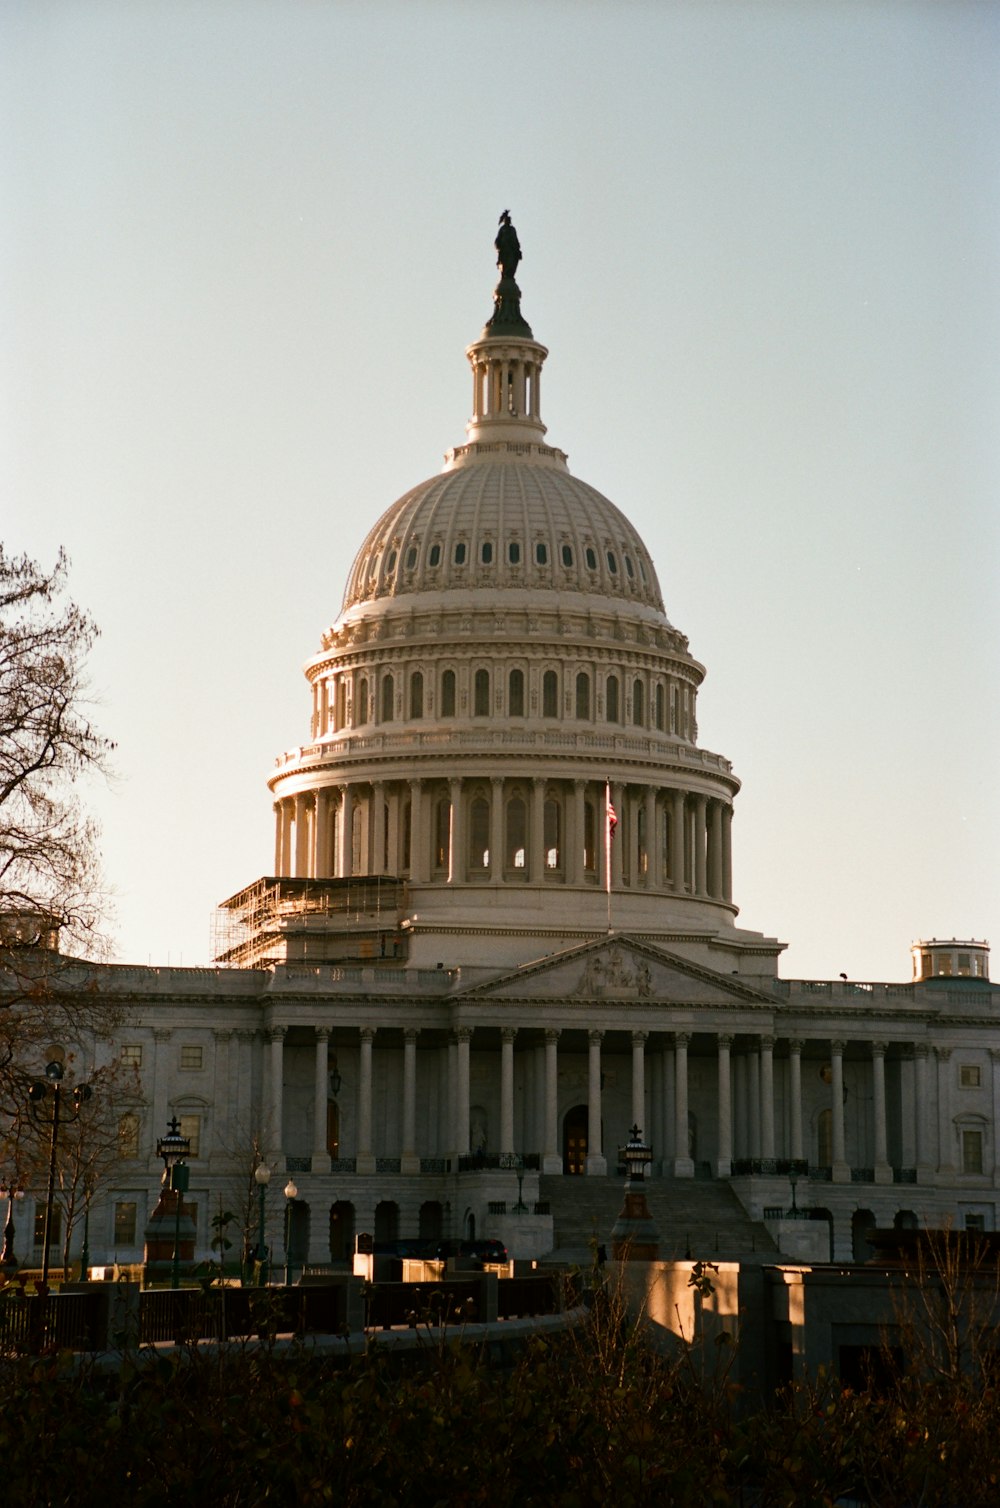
342, 462, 665, 613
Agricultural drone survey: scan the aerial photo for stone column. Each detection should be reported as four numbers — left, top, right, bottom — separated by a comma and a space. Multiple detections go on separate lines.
490, 777, 504, 882
448, 778, 464, 885
693, 794, 708, 896
313, 1027, 331, 1174
314, 789, 333, 878
788, 1039, 804, 1163
455, 1027, 472, 1157
721, 804, 733, 903
631, 1031, 647, 1132
267, 1026, 287, 1164
571, 780, 587, 885
760, 1036, 775, 1161
402, 1029, 420, 1175
670, 790, 685, 890
642, 787, 657, 887
936, 1046, 954, 1175
915, 1044, 932, 1179
991, 1048, 1000, 1187
898, 1048, 916, 1171
673, 1032, 694, 1177
280, 800, 293, 876
585, 1029, 606, 1174
831, 1040, 849, 1183
733, 1051, 747, 1160
409, 779, 425, 883
294, 793, 311, 878
708, 800, 724, 899
500, 1028, 516, 1160
531, 778, 546, 882
747, 1048, 761, 1161
716, 1033, 733, 1177
610, 782, 625, 890
273, 803, 283, 874
872, 1041, 892, 1183
543, 1029, 562, 1173
371, 781, 386, 875
338, 785, 353, 878
662, 1044, 676, 1164
356, 1027, 376, 1175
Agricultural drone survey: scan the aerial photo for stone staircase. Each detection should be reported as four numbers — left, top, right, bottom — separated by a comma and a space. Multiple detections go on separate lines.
538, 1174, 779, 1266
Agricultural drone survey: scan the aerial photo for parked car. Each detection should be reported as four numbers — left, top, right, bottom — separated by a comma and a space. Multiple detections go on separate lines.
434, 1238, 508, 1267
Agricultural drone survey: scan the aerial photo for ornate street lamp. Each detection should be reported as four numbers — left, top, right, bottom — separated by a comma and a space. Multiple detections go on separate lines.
1, 1179, 26, 1275
156, 1116, 191, 1290
611, 1124, 660, 1261
283, 1179, 298, 1285
254, 1162, 271, 1284
28, 1055, 93, 1287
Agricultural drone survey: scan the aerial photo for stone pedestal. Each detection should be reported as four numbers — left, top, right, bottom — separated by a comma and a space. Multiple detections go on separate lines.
611, 1189, 660, 1261
143, 1188, 197, 1284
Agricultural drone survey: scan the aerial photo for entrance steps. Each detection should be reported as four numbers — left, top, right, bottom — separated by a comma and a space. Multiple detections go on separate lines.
538, 1174, 779, 1266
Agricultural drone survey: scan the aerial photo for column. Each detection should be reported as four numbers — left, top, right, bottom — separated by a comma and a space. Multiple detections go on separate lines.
610, 782, 625, 890
280, 799, 293, 876
721, 804, 733, 903
500, 1028, 516, 1160
872, 1041, 892, 1183
788, 1039, 804, 1163
273, 803, 283, 873
662, 1044, 676, 1164
313, 790, 332, 878
915, 1044, 932, 1179
371, 781, 386, 875
760, 1036, 775, 1162
531, 778, 546, 883
448, 778, 464, 885
356, 1027, 376, 1175
670, 790, 685, 891
402, 1029, 420, 1174
631, 1031, 647, 1132
708, 800, 724, 899
733, 1051, 747, 1160
455, 1027, 471, 1157
642, 787, 657, 887
267, 1026, 287, 1163
542, 1029, 562, 1173
294, 793, 311, 878
571, 780, 586, 885
716, 1033, 733, 1177
338, 785, 353, 878
831, 1039, 849, 1182
693, 794, 708, 896
935, 1046, 954, 1175
673, 1032, 694, 1177
898, 1048, 916, 1171
490, 777, 504, 882
409, 779, 425, 883
312, 1027, 331, 1174
583, 1029, 605, 1175
747, 1047, 761, 1160
991, 1048, 1000, 1188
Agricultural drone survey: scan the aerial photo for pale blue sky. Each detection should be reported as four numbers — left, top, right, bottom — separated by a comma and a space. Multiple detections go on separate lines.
3, 1, 998, 981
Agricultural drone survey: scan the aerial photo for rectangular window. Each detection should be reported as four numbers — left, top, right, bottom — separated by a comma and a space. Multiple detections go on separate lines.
960, 1065, 981, 1089
34, 1206, 62, 1248
178, 1114, 202, 1158
180, 1045, 203, 1071
114, 1202, 138, 1246
965, 1212, 987, 1232
120, 1045, 143, 1067
962, 1130, 983, 1175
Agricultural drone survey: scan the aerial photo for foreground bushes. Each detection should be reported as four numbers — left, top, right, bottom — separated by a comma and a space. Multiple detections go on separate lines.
2, 1297, 1000, 1507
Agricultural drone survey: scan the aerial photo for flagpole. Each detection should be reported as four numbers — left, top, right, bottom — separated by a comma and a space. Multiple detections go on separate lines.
605, 778, 614, 934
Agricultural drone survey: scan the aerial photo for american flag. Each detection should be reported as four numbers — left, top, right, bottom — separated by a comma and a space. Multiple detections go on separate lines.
606, 793, 618, 840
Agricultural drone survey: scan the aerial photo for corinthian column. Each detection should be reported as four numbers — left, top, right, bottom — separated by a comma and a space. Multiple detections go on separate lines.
872, 1041, 892, 1183
673, 1033, 694, 1177
402, 1028, 420, 1175
831, 1040, 849, 1183
542, 1029, 562, 1173
356, 1027, 376, 1175
313, 1027, 331, 1174
500, 1028, 516, 1160
716, 1034, 733, 1177
586, 1030, 607, 1175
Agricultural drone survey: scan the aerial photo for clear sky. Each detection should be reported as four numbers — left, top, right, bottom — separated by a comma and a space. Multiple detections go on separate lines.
3, 1, 998, 982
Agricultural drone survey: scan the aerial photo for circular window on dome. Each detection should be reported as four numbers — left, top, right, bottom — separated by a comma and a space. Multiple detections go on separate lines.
405, 547, 417, 570
606, 551, 618, 575
624, 555, 635, 579
561, 545, 573, 567
585, 547, 597, 571
481, 541, 493, 565
454, 542, 467, 565
535, 542, 548, 566
428, 544, 442, 568
508, 541, 521, 565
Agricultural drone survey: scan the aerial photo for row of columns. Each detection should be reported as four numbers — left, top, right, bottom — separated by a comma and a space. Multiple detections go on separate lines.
272, 778, 734, 901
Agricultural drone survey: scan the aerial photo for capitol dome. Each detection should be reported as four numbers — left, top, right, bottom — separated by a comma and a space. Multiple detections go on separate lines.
254, 222, 774, 975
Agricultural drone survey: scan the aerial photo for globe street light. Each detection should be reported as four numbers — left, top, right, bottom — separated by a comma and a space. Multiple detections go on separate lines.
28, 1057, 93, 1287
254, 1162, 271, 1284
283, 1179, 298, 1285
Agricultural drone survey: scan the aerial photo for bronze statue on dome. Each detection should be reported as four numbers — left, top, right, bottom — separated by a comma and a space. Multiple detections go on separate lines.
495, 210, 522, 281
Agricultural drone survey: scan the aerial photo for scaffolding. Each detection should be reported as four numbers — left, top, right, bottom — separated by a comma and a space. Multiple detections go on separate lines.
212, 875, 409, 968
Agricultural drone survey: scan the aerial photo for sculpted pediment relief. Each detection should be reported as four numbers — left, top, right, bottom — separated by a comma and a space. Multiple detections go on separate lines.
576, 943, 652, 998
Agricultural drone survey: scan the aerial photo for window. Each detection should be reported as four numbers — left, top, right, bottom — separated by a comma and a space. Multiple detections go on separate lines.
505, 796, 527, 871
960, 1065, 982, 1089
118, 1113, 141, 1159
481, 540, 493, 565
114, 1202, 137, 1246
561, 544, 573, 567
624, 554, 635, 578
965, 1212, 987, 1232
409, 671, 423, 720
178, 1114, 202, 1159
606, 551, 618, 575
34, 1206, 61, 1248
535, 541, 548, 565
120, 1045, 142, 1068
380, 674, 394, 723
606, 675, 620, 723
544, 798, 561, 870
542, 669, 558, 718
441, 669, 456, 717
405, 546, 417, 570
583, 801, 596, 872
632, 679, 645, 726
385, 550, 397, 574
576, 672, 590, 721
454, 542, 467, 565
508, 541, 521, 565
180, 1045, 203, 1071
428, 544, 442, 567
469, 797, 490, 870
434, 798, 451, 870
357, 678, 369, 725
585, 546, 597, 571
474, 668, 490, 717
509, 668, 525, 718
962, 1130, 984, 1175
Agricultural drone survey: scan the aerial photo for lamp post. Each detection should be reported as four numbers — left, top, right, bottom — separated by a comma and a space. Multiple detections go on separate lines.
283, 1179, 298, 1285
156, 1116, 191, 1290
1, 1180, 25, 1275
28, 1056, 93, 1287
254, 1162, 271, 1284
611, 1124, 660, 1261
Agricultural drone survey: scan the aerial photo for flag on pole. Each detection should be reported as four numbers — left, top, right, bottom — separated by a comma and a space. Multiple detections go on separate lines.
606, 787, 618, 841
605, 780, 616, 916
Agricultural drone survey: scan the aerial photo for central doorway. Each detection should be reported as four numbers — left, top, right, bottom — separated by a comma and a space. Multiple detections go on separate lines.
563, 1104, 588, 1175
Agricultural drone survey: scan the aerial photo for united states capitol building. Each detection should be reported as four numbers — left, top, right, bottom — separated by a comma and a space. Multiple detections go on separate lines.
14, 221, 996, 1272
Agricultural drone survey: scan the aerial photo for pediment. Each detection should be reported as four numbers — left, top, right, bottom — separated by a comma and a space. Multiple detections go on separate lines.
456, 934, 777, 1007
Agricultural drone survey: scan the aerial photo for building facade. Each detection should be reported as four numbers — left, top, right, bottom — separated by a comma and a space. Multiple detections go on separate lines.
4, 226, 995, 1274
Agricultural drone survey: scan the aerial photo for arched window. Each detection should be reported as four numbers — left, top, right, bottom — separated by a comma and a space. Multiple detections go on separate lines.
655, 683, 665, 732
428, 544, 442, 567
357, 677, 369, 725
585, 546, 598, 571
535, 541, 548, 565
434, 797, 451, 871
632, 679, 644, 727
606, 675, 620, 724
410, 671, 423, 720
575, 672, 590, 721
326, 1101, 340, 1157
474, 668, 490, 717
118, 1113, 140, 1159
383, 802, 390, 871
637, 803, 648, 877
505, 796, 527, 871
561, 544, 573, 567
481, 540, 493, 565
351, 805, 363, 873
508, 540, 521, 565
441, 669, 456, 718
542, 669, 558, 718
469, 797, 490, 870
380, 674, 394, 723
454, 541, 467, 565
509, 668, 525, 718
544, 797, 561, 870
583, 801, 596, 872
